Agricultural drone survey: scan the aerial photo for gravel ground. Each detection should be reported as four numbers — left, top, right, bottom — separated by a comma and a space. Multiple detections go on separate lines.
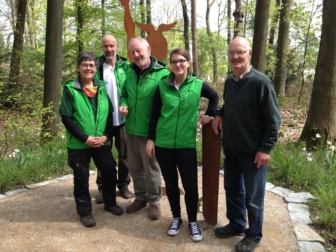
0, 171, 298, 252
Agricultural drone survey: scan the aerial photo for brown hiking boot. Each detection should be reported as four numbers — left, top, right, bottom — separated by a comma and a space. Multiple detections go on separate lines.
104, 204, 124, 216
126, 199, 148, 213
95, 191, 104, 204
119, 186, 133, 199
149, 204, 161, 220
80, 214, 96, 228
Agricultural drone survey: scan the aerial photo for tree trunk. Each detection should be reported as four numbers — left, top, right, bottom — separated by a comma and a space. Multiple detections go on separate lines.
298, 0, 319, 103
233, 0, 243, 37
251, 0, 270, 73
299, 0, 336, 146
227, 0, 232, 45
274, 0, 292, 97
146, 0, 151, 24
140, 0, 146, 38
42, 0, 64, 140
26, 0, 38, 49
191, 0, 199, 76
206, 0, 218, 83
8, 0, 28, 96
269, 0, 280, 45
101, 0, 105, 36
181, 0, 189, 52
76, 0, 84, 53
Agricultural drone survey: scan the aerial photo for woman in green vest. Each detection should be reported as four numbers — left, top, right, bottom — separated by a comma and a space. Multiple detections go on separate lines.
59, 51, 124, 228
146, 48, 218, 241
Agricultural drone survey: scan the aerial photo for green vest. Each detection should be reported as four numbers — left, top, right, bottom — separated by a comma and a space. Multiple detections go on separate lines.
120, 57, 170, 137
62, 78, 110, 149
155, 73, 203, 149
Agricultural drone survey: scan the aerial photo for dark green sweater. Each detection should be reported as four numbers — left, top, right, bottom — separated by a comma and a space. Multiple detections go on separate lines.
216, 67, 281, 154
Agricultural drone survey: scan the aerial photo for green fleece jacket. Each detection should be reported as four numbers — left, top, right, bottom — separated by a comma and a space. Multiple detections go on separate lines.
120, 57, 170, 137
95, 54, 130, 94
155, 73, 203, 148
216, 67, 281, 154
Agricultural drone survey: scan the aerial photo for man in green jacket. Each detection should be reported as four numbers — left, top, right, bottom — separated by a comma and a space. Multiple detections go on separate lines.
94, 34, 133, 202
119, 37, 170, 220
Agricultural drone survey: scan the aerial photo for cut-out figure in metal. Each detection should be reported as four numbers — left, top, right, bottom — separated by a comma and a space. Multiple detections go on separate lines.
119, 0, 177, 61
135, 21, 177, 61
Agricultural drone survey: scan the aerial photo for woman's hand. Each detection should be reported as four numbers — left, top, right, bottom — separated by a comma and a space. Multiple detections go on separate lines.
93, 136, 108, 148
85, 136, 107, 148
146, 139, 155, 158
85, 136, 98, 147
201, 115, 213, 125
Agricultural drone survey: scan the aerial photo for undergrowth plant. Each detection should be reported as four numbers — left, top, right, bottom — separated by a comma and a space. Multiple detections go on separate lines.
269, 142, 336, 249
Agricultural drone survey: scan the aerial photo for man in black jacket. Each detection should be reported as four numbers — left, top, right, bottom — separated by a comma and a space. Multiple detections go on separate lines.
212, 36, 281, 252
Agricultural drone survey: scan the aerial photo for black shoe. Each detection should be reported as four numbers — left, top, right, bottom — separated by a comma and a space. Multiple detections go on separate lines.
236, 237, 260, 252
214, 224, 245, 238
168, 217, 182, 236
104, 204, 124, 216
189, 222, 202, 241
80, 214, 96, 228
119, 186, 133, 199
95, 191, 104, 204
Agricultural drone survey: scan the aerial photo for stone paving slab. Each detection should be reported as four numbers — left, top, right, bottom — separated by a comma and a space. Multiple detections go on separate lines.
288, 203, 313, 225
298, 241, 325, 252
294, 224, 325, 243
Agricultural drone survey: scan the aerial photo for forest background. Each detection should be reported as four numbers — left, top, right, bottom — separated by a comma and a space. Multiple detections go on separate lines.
0, 0, 335, 250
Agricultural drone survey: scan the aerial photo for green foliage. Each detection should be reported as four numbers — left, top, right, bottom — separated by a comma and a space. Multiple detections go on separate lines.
268, 142, 336, 247
0, 137, 71, 193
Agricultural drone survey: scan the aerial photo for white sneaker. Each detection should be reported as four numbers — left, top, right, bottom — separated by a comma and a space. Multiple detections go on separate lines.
189, 222, 202, 241
168, 217, 182, 236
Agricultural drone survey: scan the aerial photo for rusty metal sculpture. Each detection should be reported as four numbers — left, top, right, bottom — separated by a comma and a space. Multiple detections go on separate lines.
119, 0, 176, 61
135, 21, 177, 61
202, 123, 221, 225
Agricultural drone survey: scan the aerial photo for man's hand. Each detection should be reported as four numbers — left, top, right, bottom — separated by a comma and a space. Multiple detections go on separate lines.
146, 140, 155, 158
119, 106, 129, 116
254, 151, 270, 168
201, 115, 213, 125
212, 116, 223, 135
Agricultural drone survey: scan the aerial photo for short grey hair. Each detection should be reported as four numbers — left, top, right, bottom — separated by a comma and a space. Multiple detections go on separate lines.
77, 51, 96, 67
128, 37, 150, 50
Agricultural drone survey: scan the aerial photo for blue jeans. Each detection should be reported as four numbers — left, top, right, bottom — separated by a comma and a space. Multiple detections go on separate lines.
224, 149, 266, 241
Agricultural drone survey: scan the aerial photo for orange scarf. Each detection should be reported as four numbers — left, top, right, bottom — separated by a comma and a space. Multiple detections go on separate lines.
83, 86, 98, 98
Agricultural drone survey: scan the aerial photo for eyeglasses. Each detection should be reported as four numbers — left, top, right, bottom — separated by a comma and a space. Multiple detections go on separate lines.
80, 63, 96, 69
170, 59, 187, 65
227, 49, 250, 56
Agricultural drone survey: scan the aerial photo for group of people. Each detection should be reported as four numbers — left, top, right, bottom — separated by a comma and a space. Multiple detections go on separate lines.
59, 34, 280, 252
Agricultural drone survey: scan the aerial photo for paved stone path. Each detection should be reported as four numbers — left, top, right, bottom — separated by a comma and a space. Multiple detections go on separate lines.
0, 169, 325, 252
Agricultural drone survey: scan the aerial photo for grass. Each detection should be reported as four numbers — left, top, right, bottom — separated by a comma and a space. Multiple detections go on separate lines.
268, 142, 336, 250
0, 138, 72, 192
0, 132, 120, 194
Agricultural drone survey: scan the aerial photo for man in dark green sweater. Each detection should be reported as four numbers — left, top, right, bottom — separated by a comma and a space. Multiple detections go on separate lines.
212, 37, 281, 252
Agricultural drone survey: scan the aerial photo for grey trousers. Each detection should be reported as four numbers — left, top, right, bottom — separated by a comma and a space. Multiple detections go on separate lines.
127, 134, 162, 205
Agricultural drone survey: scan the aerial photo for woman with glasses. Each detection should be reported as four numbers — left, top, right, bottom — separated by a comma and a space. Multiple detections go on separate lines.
59, 51, 124, 228
146, 48, 218, 241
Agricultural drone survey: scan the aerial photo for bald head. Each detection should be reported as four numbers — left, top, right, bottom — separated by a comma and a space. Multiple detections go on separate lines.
229, 36, 251, 50
102, 34, 118, 61
102, 34, 116, 44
